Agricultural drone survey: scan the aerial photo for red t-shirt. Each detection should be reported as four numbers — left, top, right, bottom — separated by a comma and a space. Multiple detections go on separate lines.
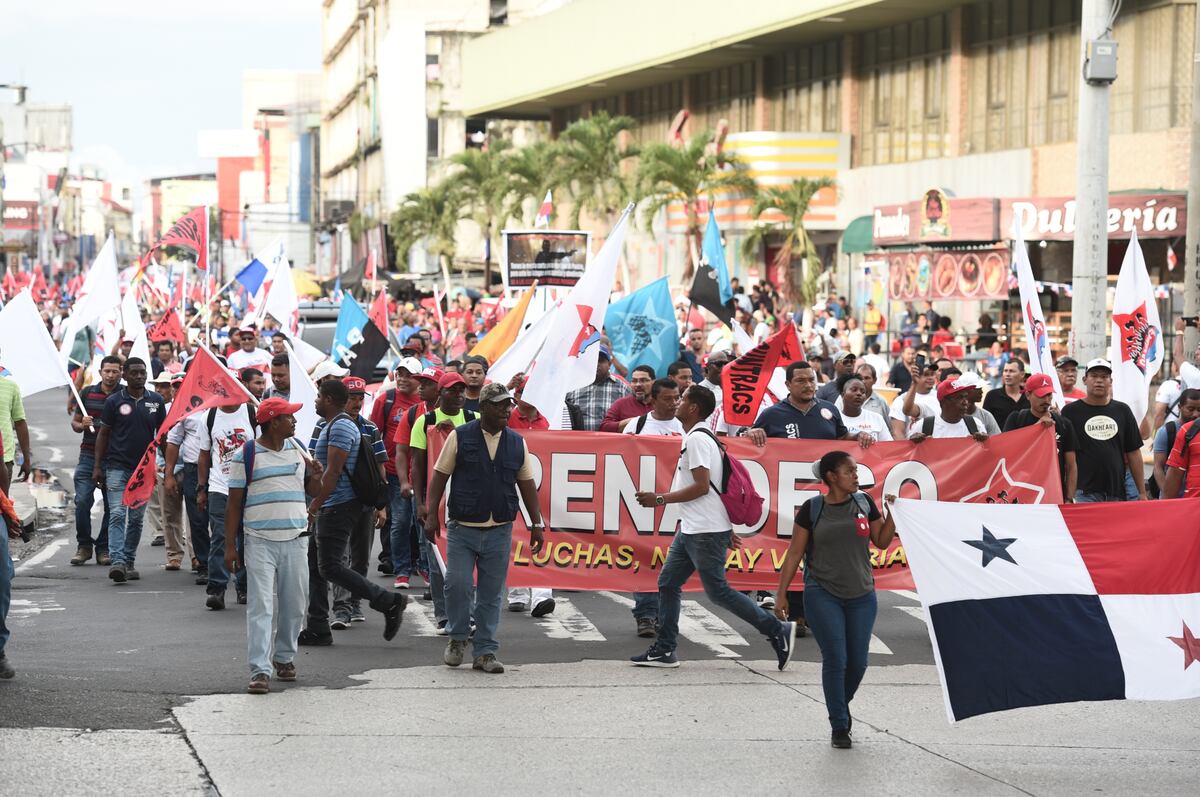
391, 401, 431, 480
931, 329, 955, 347
1063, 388, 1086, 404
1166, 419, 1200, 497
508, 407, 549, 430
370, 388, 421, 475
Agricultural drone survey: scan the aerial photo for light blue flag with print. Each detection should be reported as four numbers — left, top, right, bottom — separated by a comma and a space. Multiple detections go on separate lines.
332, 293, 369, 362
605, 276, 677, 378
702, 208, 733, 305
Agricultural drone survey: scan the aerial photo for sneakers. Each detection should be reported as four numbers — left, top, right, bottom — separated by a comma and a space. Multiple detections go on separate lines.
272, 661, 297, 682
417, 569, 430, 585
756, 591, 776, 609
444, 639, 467, 667
108, 563, 127, 583
247, 674, 270, 695
194, 571, 209, 586
435, 619, 449, 636
422, 588, 433, 600
769, 621, 798, 672
349, 606, 366, 623
631, 645, 680, 668
377, 560, 394, 576
69, 546, 93, 566
636, 617, 657, 638
125, 567, 140, 581
165, 560, 181, 571
330, 610, 350, 630
383, 594, 407, 641
508, 602, 527, 613
297, 628, 333, 646
206, 593, 226, 611
96, 551, 111, 566
473, 654, 505, 674
190, 557, 201, 573
0, 653, 14, 679
151, 536, 165, 547
236, 590, 247, 605
393, 576, 410, 590
831, 729, 852, 749
531, 598, 556, 618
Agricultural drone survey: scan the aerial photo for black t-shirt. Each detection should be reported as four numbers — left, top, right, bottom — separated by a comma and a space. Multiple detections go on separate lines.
1004, 409, 1079, 494
888, 361, 912, 392
1061, 399, 1142, 497
982, 388, 1030, 429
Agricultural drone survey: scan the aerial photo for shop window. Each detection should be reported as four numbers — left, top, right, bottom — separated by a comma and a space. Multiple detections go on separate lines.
427, 117, 439, 158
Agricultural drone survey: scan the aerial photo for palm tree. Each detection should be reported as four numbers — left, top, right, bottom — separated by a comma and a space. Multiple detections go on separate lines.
389, 181, 464, 292
449, 139, 513, 289
740, 177, 836, 305
557, 111, 639, 230
635, 131, 757, 279
504, 140, 563, 225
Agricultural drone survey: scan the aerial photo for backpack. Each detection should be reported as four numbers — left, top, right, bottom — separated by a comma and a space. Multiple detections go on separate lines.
807, 492, 871, 529
206, 406, 257, 438
634, 413, 649, 434
921, 413, 979, 437
422, 408, 476, 431
323, 413, 389, 509
689, 427, 764, 526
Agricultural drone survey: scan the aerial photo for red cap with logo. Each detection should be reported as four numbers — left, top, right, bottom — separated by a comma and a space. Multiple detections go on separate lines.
1024, 373, 1056, 397
342, 376, 367, 394
936, 379, 971, 402
417, 367, 444, 383
438, 372, 467, 390
256, 397, 303, 424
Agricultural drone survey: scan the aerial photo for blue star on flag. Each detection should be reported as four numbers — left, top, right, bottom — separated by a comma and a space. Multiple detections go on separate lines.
963, 526, 1018, 568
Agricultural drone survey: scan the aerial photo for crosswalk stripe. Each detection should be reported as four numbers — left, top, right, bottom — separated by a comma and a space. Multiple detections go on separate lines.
896, 605, 925, 621
530, 598, 606, 642
404, 600, 441, 637
869, 634, 893, 655
596, 591, 749, 658
892, 589, 922, 603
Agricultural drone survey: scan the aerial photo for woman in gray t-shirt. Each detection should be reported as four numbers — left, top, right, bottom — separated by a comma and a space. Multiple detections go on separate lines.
773, 449, 897, 750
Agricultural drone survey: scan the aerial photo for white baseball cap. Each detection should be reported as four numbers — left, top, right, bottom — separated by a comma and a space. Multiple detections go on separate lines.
1085, 358, 1113, 373
394, 356, 423, 374
952, 372, 987, 390
309, 360, 350, 381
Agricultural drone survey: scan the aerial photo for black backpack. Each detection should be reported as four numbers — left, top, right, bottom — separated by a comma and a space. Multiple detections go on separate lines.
921, 414, 979, 437
323, 413, 388, 509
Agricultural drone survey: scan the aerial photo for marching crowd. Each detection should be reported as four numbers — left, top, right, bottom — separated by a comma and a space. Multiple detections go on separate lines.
1, 284, 1196, 750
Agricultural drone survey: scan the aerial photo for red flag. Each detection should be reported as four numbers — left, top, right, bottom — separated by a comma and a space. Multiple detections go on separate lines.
368, 291, 389, 336
721, 325, 802, 424
122, 348, 252, 507
365, 249, 377, 283
30, 270, 47, 301
159, 206, 208, 271
0, 270, 15, 299
147, 309, 187, 345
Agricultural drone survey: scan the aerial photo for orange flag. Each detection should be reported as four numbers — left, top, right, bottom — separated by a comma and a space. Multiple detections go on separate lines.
469, 284, 537, 365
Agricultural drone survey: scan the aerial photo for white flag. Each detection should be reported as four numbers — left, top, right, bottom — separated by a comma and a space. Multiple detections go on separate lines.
1012, 222, 1064, 405
521, 204, 633, 420
257, 239, 299, 337
486, 300, 560, 388
284, 342, 319, 445
1110, 229, 1163, 422
120, 287, 152, 368
59, 233, 122, 363
0, 290, 73, 396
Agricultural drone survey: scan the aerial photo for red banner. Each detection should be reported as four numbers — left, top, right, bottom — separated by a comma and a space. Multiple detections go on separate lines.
160, 206, 208, 270
147, 309, 187, 345
721, 325, 801, 423
434, 424, 1061, 591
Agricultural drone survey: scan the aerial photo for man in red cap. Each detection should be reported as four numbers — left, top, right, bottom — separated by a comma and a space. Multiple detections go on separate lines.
505, 375, 549, 431
370, 358, 423, 580
223, 397, 323, 694
392, 366, 443, 590
409, 371, 476, 633
1003, 372, 1078, 498
908, 379, 988, 441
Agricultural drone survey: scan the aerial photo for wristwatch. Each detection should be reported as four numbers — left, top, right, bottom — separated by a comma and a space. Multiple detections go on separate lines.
530, 522, 545, 529
655, 494, 665, 506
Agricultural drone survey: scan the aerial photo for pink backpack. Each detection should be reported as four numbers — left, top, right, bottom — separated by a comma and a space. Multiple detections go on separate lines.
691, 427, 764, 526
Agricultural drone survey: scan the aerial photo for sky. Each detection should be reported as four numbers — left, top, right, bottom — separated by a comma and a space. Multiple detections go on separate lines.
5, 1, 320, 192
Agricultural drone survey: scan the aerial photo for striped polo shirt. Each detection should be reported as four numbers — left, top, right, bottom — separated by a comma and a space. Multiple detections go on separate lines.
79, 383, 114, 452
227, 439, 308, 541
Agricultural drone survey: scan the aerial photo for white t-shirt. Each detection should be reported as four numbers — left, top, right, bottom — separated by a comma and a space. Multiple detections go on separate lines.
1156, 379, 1181, 423
841, 409, 892, 441
889, 390, 939, 433
199, 406, 256, 495
623, 414, 684, 436
673, 429, 729, 534
227, 347, 273, 372
908, 415, 973, 439
699, 379, 737, 435
166, 412, 205, 466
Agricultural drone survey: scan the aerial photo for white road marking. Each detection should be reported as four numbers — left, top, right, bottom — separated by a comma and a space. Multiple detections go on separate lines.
530, 597, 606, 642
46, 446, 63, 464
598, 591, 748, 658
30, 426, 47, 442
892, 589, 921, 603
896, 605, 925, 622
120, 591, 185, 595
15, 538, 69, 573
8, 598, 64, 617
404, 599, 441, 637
869, 634, 893, 655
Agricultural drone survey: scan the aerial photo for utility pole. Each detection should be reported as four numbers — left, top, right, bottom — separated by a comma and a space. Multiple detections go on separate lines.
1071, 0, 1118, 363
1184, 3, 1200, 361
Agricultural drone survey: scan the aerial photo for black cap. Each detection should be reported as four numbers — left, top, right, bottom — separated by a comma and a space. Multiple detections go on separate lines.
1055, 355, 1078, 368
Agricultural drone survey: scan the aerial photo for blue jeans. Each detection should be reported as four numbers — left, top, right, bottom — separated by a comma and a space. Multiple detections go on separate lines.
0, 528, 12, 655
423, 534, 447, 622
655, 531, 783, 653
183, 464, 209, 569
244, 535, 309, 677
632, 592, 658, 621
387, 476, 414, 577
1074, 491, 1125, 503
803, 580, 878, 732
445, 520, 511, 657
206, 492, 246, 595
105, 467, 145, 566
74, 451, 109, 552
1123, 470, 1139, 501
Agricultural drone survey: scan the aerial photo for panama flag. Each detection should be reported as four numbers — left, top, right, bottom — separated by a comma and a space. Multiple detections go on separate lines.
1110, 229, 1163, 422
892, 497, 1200, 723
522, 203, 633, 425
1012, 222, 1064, 405
534, 191, 553, 229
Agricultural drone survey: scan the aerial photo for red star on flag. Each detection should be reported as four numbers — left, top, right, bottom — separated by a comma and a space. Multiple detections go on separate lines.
1167, 621, 1200, 670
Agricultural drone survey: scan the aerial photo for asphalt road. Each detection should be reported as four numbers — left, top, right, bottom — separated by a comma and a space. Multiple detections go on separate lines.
2, 390, 934, 731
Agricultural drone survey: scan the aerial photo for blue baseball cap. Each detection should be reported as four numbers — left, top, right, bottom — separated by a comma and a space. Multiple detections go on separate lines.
598, 345, 612, 360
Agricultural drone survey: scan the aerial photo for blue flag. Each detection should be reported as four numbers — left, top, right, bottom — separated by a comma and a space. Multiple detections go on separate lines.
605, 277, 677, 378
235, 257, 268, 296
332, 294, 369, 362
702, 209, 733, 305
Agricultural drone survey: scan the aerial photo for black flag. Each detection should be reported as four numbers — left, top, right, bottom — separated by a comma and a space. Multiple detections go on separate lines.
338, 320, 391, 379
688, 262, 735, 328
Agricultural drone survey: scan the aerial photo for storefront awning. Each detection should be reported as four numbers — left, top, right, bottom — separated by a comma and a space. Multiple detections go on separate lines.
840, 216, 874, 254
